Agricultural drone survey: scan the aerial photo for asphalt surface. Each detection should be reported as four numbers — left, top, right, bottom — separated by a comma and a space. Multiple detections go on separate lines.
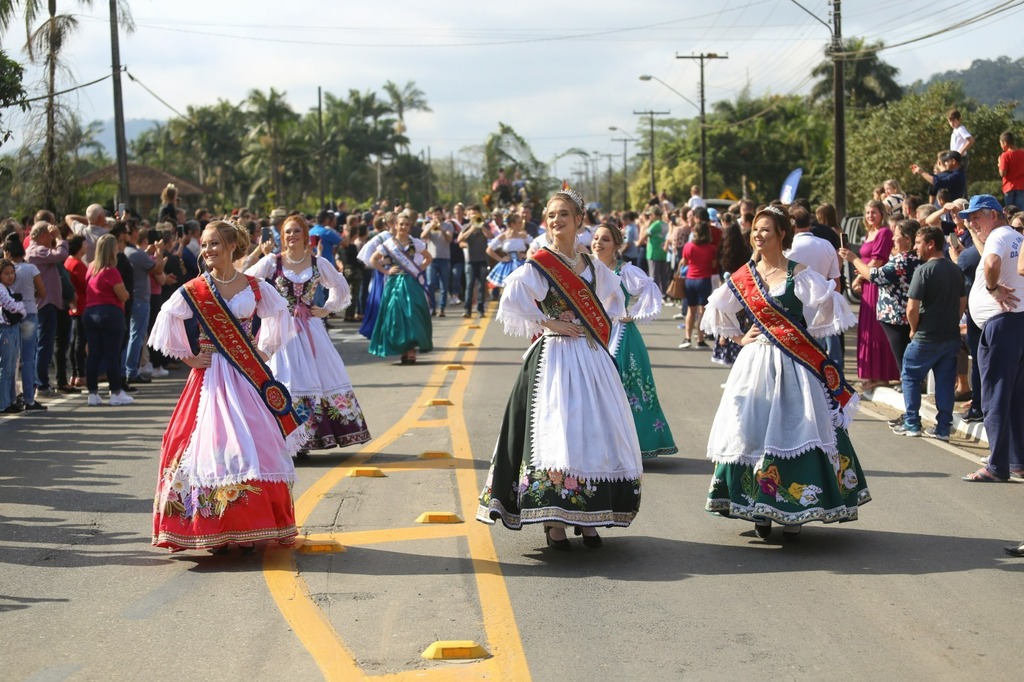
2, 305, 1022, 681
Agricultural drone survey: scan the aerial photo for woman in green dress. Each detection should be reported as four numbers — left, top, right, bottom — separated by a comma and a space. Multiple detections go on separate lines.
368, 212, 433, 364
699, 206, 870, 541
591, 224, 678, 459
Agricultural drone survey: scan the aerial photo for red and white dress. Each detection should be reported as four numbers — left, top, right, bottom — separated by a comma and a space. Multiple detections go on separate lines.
148, 276, 299, 550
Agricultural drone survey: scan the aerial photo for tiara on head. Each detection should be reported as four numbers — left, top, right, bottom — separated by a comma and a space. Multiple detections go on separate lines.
759, 205, 787, 218
554, 180, 585, 214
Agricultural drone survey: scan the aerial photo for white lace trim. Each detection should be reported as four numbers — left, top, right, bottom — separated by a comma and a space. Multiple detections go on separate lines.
709, 439, 840, 466
151, 343, 195, 361
498, 310, 547, 337
806, 307, 857, 337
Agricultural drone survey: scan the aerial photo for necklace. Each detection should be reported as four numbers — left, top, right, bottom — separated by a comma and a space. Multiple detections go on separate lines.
759, 261, 783, 278
284, 251, 307, 265
209, 269, 239, 285
553, 244, 580, 269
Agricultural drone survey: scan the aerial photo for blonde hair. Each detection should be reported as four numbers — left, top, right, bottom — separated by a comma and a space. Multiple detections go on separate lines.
161, 183, 177, 204
204, 220, 250, 261
89, 234, 118, 276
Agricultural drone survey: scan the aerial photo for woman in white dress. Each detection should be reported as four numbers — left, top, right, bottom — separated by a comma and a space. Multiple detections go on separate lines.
246, 215, 371, 458
485, 212, 530, 290
476, 187, 643, 551
150, 221, 301, 554
700, 206, 870, 541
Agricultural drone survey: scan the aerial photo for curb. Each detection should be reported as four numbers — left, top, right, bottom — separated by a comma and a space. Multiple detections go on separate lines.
865, 386, 988, 445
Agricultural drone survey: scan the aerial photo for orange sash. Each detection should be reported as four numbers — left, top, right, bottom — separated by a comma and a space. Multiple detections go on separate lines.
181, 275, 302, 437
529, 249, 611, 349
729, 262, 855, 408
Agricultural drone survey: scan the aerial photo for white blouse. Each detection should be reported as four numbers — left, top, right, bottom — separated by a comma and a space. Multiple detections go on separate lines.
245, 255, 352, 314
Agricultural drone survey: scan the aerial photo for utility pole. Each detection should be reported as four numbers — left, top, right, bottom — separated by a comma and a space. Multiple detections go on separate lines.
675, 52, 728, 201
633, 110, 669, 197
832, 0, 846, 220
612, 138, 630, 209
109, 0, 129, 211
317, 86, 325, 209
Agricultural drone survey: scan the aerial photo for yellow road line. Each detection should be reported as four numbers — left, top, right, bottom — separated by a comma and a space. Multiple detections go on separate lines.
264, 317, 531, 681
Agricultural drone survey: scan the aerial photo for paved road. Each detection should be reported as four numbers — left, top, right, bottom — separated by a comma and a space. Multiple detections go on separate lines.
2, 307, 1022, 681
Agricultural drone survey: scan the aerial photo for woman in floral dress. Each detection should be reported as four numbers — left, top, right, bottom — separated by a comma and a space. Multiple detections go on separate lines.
246, 215, 371, 457
477, 188, 643, 550
700, 207, 870, 541
150, 221, 300, 553
591, 224, 677, 460
852, 200, 899, 390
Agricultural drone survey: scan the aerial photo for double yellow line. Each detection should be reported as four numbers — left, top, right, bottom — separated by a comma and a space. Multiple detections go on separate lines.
263, 318, 530, 681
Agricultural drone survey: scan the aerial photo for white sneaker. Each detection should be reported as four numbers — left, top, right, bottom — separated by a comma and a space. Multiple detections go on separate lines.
150, 367, 170, 378
673, 313, 684, 319
87, 393, 102, 407
678, 341, 692, 349
109, 391, 135, 406
140, 362, 154, 376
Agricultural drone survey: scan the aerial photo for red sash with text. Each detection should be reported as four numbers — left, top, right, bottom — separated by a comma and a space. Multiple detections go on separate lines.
181, 274, 303, 438
529, 248, 612, 349
728, 261, 855, 408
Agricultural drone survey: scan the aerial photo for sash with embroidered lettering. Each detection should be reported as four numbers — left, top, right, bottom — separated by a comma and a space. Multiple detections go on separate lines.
181, 274, 303, 437
529, 248, 612, 349
382, 237, 428, 292
728, 261, 856, 408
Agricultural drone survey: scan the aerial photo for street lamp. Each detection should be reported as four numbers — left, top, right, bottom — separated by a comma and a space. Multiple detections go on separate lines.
638, 74, 699, 110
609, 126, 638, 209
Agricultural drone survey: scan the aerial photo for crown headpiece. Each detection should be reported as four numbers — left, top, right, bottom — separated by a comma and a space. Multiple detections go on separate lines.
554, 180, 585, 214
759, 205, 787, 219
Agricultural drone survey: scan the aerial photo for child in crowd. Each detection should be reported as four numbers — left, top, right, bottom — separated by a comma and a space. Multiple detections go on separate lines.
0, 259, 27, 413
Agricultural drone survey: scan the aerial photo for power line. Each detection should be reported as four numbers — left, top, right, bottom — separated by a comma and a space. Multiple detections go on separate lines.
3, 72, 112, 108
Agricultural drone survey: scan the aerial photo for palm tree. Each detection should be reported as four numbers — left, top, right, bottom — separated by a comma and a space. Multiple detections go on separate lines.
382, 80, 431, 151
244, 88, 299, 203
811, 37, 903, 110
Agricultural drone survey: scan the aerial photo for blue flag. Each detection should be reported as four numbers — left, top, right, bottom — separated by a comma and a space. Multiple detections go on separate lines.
779, 168, 803, 204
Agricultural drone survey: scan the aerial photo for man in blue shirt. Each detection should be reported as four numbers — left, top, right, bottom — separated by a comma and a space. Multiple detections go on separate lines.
309, 209, 344, 262
911, 150, 966, 202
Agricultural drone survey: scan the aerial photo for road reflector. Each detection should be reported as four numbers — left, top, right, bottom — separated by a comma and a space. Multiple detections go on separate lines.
458, 341, 474, 347
425, 398, 453, 406
419, 451, 452, 459
467, 324, 481, 329
444, 364, 465, 371
296, 540, 345, 554
347, 467, 385, 478
421, 641, 488, 660
415, 511, 463, 524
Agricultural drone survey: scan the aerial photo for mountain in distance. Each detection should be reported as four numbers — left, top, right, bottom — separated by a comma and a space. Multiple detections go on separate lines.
94, 118, 161, 157
917, 55, 1024, 118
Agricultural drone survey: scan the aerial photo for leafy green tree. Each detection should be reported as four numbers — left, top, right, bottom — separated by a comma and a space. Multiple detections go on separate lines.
0, 48, 26, 150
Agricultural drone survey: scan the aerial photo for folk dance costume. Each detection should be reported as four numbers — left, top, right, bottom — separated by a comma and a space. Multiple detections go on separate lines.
477, 249, 643, 529
357, 231, 390, 339
149, 275, 303, 550
611, 262, 678, 459
700, 261, 870, 526
486, 235, 529, 288
368, 237, 433, 358
246, 254, 371, 451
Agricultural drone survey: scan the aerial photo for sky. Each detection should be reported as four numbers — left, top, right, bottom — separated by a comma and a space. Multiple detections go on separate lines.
3, 0, 1022, 177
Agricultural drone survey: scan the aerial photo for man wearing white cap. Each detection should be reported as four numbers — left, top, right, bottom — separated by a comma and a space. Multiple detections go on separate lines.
957, 195, 1024, 489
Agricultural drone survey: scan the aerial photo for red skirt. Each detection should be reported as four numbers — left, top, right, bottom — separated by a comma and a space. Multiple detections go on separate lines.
152, 369, 298, 550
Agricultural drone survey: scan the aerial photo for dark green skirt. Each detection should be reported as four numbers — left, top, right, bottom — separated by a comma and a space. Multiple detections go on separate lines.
368, 273, 433, 357
706, 427, 870, 525
476, 338, 642, 529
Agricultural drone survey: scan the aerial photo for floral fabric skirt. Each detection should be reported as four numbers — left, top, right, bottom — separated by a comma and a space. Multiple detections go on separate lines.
295, 391, 371, 450
611, 321, 677, 459
706, 427, 870, 526
477, 338, 642, 529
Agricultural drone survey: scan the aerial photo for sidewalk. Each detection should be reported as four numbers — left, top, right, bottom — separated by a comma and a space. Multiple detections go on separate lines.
864, 385, 988, 445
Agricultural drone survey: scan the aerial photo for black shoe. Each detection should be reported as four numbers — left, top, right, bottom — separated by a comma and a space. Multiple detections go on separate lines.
58, 384, 81, 394
1004, 542, 1024, 558
294, 449, 310, 460
122, 383, 138, 393
573, 525, 604, 548
239, 543, 258, 556
128, 375, 151, 384
23, 401, 48, 412
888, 413, 905, 427
2, 404, 23, 414
754, 521, 772, 539
208, 544, 231, 555
544, 526, 571, 551
962, 410, 984, 424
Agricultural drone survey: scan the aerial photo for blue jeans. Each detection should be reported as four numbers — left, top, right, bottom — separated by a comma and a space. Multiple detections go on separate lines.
18, 313, 38, 405
125, 298, 150, 379
35, 303, 57, 391
465, 262, 488, 314
427, 258, 451, 312
0, 324, 20, 410
978, 312, 1024, 478
1004, 189, 1024, 211
901, 338, 960, 435
450, 262, 465, 301
824, 334, 845, 373
85, 305, 126, 394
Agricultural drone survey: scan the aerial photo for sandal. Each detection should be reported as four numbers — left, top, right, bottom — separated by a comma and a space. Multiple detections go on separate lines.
962, 468, 1010, 483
